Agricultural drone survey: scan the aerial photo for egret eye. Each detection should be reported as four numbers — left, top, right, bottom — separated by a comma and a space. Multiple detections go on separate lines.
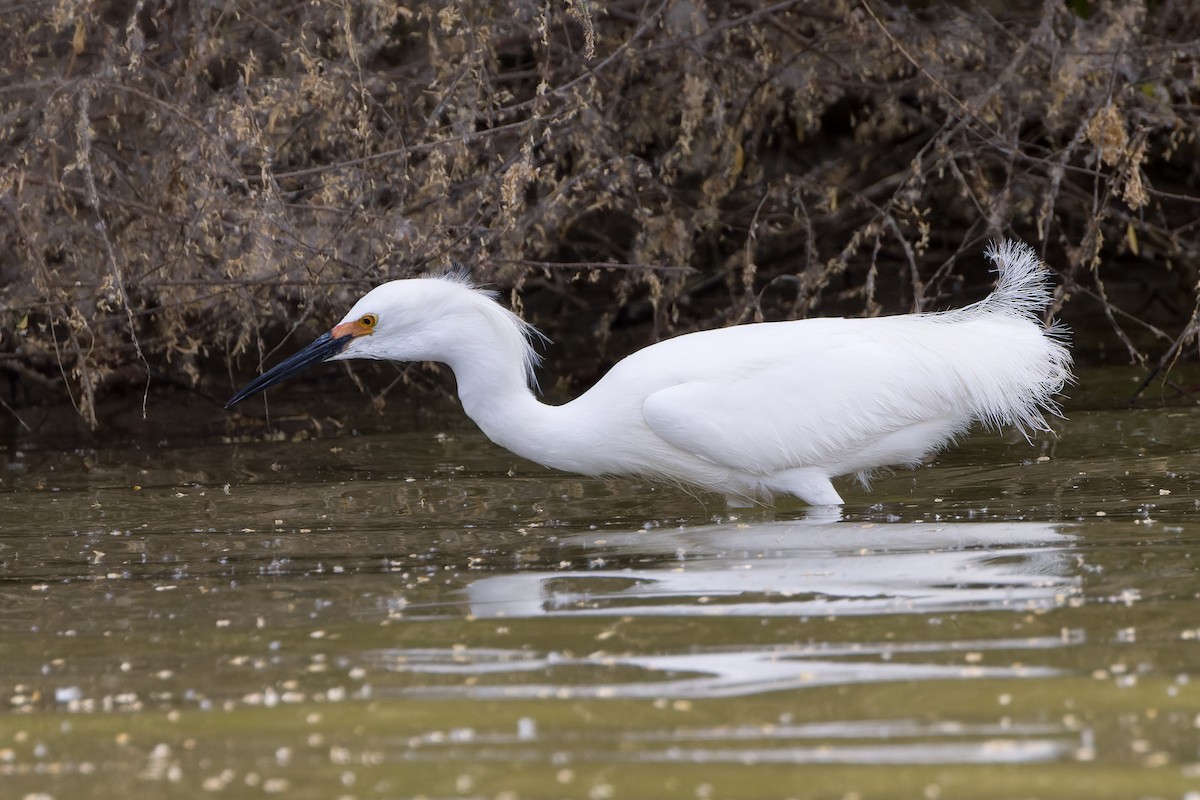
360, 314, 378, 329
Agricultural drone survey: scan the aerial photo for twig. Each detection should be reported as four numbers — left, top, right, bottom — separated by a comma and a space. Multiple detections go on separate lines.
496, 259, 694, 273
0, 393, 31, 432
76, 85, 151, 420
1129, 303, 1200, 404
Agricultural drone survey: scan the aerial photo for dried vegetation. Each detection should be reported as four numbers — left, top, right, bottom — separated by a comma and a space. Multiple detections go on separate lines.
3, 0, 1200, 429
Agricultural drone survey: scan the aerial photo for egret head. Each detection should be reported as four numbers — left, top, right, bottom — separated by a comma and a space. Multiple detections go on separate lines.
224, 275, 540, 409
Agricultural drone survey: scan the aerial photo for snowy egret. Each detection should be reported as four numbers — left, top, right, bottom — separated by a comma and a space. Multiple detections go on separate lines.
226, 240, 1072, 505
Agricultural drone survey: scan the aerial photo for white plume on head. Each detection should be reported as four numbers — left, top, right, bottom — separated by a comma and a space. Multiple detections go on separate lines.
436, 273, 549, 391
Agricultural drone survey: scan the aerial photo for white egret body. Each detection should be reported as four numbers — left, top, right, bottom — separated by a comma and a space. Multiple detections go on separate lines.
226, 241, 1072, 505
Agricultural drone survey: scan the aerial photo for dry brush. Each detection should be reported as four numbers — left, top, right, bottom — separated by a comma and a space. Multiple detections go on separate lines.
2, 0, 1200, 429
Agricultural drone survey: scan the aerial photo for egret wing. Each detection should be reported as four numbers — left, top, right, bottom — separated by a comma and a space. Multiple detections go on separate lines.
641, 336, 960, 475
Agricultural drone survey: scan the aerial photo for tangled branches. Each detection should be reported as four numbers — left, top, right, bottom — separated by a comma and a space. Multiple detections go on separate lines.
2, 0, 1199, 428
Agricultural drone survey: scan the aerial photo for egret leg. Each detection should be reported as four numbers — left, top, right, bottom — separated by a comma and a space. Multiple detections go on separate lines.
766, 468, 844, 506
802, 503, 844, 524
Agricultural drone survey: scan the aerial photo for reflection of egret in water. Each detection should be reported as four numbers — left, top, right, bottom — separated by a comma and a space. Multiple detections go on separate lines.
373, 636, 1066, 700
460, 520, 1080, 619
366, 520, 1084, 766
370, 521, 1079, 694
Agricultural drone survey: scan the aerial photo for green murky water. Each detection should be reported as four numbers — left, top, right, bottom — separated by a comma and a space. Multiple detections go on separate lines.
2, 371, 1200, 799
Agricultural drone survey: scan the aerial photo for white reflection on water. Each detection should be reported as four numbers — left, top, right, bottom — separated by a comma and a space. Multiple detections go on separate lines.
462, 519, 1080, 619
366, 520, 1085, 765
369, 521, 1079, 697
374, 637, 1064, 699
622, 739, 1073, 765
396, 721, 1074, 766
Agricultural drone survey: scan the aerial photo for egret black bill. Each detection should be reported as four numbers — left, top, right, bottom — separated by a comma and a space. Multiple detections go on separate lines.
225, 331, 353, 409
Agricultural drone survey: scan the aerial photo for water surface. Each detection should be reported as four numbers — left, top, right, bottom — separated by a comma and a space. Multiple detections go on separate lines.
2, 386, 1199, 799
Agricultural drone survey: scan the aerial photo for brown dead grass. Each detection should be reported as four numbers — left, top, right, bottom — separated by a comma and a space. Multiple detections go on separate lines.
3, 0, 1200, 428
